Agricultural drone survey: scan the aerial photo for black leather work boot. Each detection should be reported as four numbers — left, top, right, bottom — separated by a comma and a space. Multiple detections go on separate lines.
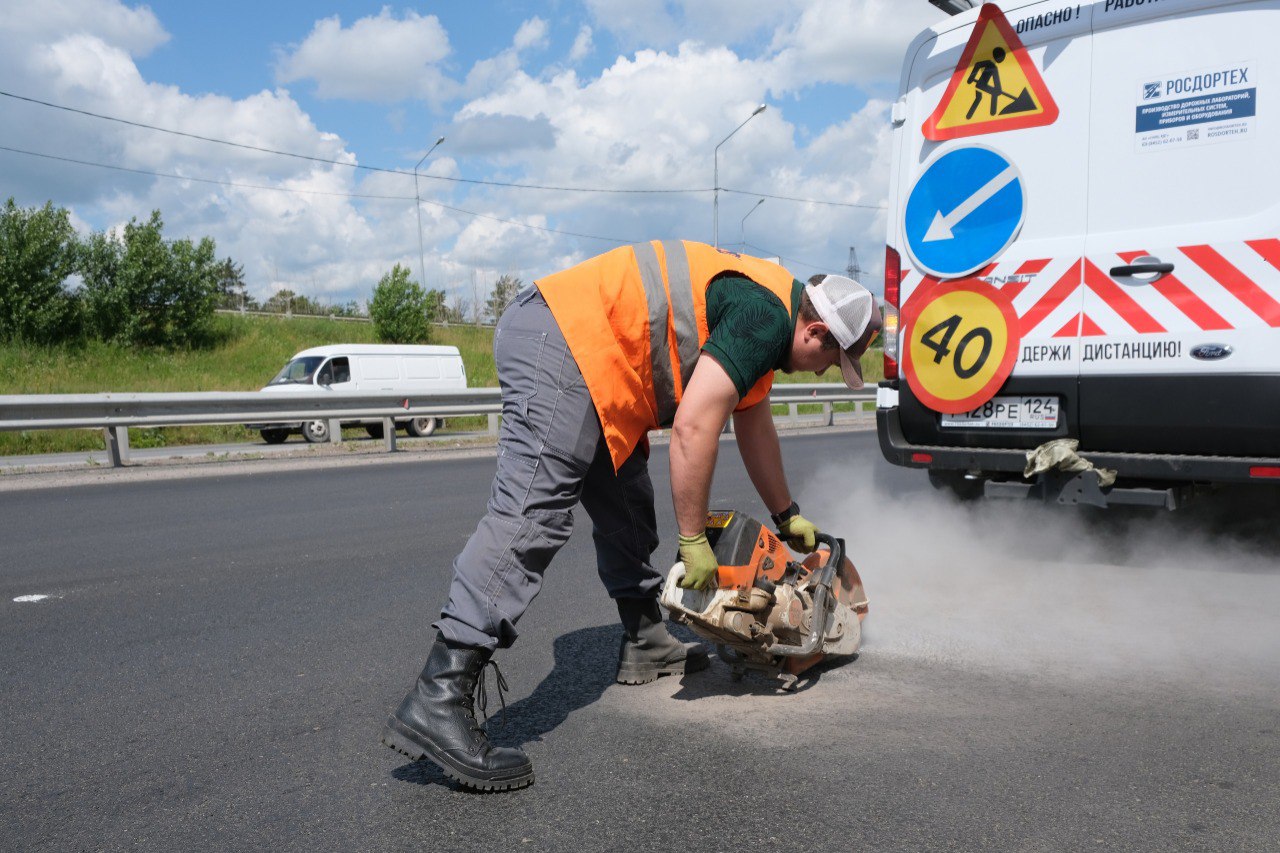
380, 636, 534, 792
616, 596, 710, 685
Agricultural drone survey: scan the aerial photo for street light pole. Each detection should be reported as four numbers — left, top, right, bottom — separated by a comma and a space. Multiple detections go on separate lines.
713, 103, 766, 249
739, 198, 765, 249
413, 136, 446, 290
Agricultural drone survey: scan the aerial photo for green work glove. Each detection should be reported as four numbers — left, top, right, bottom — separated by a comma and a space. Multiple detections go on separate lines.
677, 532, 719, 591
776, 509, 820, 553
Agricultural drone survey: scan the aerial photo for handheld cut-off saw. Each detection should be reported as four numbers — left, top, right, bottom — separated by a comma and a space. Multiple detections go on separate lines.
659, 510, 869, 690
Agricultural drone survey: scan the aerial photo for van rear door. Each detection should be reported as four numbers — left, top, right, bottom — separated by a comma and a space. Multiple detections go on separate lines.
1081, 0, 1280, 457
892, 4, 1092, 451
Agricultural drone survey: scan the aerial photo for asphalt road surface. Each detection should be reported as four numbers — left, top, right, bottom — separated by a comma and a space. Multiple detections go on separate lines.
3, 430, 1277, 852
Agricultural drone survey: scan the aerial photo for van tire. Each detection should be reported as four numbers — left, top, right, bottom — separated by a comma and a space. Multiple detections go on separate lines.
406, 417, 438, 437
364, 423, 384, 440
302, 420, 330, 443
261, 428, 289, 445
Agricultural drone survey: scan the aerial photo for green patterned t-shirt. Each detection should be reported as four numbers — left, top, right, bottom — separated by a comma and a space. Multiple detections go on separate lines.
701, 276, 804, 399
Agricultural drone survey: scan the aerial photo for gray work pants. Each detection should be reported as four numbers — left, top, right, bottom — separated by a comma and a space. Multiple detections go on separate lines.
434, 287, 663, 652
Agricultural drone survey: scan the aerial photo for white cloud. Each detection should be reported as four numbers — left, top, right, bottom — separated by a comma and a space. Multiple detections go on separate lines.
434, 2, 945, 285
569, 25, 594, 62
767, 0, 945, 91
274, 9, 454, 103
580, 0, 679, 48
447, 32, 908, 285
0, 2, 434, 304
459, 45, 773, 187
582, 0, 793, 50
580, 0, 941, 92
453, 213, 557, 268
1, 1, 947, 309
513, 17, 549, 52
461, 16, 557, 99
0, 0, 168, 56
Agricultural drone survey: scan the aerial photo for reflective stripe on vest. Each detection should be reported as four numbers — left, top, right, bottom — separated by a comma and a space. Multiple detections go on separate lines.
632, 241, 676, 426
535, 240, 795, 470
634, 240, 703, 426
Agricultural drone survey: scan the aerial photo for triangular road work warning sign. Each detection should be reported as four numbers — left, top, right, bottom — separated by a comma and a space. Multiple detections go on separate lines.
923, 4, 1059, 141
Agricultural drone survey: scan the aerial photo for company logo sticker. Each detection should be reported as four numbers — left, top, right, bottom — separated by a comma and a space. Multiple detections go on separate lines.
1135, 62, 1255, 153
902, 279, 1022, 414
923, 4, 1060, 141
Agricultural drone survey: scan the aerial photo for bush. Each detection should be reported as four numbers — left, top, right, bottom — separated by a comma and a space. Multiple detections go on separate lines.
0, 198, 82, 344
80, 211, 219, 348
369, 264, 432, 343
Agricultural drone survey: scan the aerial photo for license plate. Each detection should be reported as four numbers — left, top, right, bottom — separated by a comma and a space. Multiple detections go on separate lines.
940, 396, 1060, 429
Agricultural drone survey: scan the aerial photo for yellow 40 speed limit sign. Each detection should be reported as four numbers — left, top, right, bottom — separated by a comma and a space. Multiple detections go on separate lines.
902, 279, 1022, 414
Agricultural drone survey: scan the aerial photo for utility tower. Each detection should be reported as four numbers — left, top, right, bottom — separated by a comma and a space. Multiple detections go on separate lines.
846, 247, 864, 282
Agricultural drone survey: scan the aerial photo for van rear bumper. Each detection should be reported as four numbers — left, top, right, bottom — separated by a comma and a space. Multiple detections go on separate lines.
877, 404, 1280, 485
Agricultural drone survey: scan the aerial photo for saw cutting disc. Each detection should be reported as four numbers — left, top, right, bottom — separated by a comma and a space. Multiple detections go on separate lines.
800, 547, 869, 617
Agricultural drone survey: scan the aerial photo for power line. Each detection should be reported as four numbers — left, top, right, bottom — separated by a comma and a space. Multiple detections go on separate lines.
0, 89, 701, 196
741, 242, 846, 276
722, 187, 884, 210
0, 144, 862, 280
0, 89, 883, 210
0, 146, 409, 201
421, 199, 634, 244
0, 144, 638, 244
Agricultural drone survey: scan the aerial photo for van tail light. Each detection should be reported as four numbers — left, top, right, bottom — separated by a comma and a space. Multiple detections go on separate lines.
1249, 466, 1280, 479
883, 245, 901, 381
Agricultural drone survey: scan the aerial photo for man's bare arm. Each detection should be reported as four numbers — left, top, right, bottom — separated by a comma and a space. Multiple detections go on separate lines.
731, 393, 793, 516
670, 356, 739, 536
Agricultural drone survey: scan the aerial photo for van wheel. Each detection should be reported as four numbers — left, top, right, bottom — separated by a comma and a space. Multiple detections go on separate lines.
260, 428, 289, 445
928, 470, 984, 501
406, 417, 438, 437
364, 423, 384, 440
302, 420, 330, 443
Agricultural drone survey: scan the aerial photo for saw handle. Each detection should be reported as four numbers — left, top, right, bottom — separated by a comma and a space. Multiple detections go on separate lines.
812, 533, 844, 590
772, 534, 844, 659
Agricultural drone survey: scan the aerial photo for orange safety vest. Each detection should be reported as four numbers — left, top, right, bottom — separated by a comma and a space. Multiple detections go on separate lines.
536, 240, 795, 471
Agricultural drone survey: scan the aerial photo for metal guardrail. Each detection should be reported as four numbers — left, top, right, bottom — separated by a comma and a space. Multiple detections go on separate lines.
0, 384, 874, 468
213, 309, 372, 323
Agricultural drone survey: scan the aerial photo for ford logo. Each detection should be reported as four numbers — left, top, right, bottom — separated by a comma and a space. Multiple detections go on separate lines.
1190, 344, 1233, 361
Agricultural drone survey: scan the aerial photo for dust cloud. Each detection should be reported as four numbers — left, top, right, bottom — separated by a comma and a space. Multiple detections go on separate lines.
797, 466, 1280, 696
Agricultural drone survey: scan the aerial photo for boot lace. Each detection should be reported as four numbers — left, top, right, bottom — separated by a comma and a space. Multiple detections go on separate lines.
473, 658, 510, 730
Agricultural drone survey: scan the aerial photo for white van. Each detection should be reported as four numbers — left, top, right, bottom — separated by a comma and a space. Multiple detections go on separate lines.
251, 344, 467, 444
877, 0, 1280, 507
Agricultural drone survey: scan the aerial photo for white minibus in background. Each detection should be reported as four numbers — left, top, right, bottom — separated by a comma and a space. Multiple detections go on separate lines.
250, 344, 467, 444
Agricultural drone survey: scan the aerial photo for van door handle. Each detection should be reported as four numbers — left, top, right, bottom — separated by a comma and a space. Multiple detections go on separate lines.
1110, 261, 1174, 276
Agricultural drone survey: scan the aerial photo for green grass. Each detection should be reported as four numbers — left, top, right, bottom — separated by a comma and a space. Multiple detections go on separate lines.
0, 315, 499, 455
772, 346, 884, 387
769, 345, 882, 419
0, 314, 878, 455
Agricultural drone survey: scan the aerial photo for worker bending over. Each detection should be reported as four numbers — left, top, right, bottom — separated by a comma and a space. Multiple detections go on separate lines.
381, 240, 881, 791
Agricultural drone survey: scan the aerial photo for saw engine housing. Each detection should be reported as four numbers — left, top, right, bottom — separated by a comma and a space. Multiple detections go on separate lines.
660, 510, 868, 688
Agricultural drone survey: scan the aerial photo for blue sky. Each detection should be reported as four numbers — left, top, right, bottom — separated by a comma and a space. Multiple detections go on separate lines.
0, 1, 945, 309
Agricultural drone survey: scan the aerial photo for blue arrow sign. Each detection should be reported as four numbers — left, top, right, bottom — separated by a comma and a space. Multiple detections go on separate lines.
903, 145, 1026, 279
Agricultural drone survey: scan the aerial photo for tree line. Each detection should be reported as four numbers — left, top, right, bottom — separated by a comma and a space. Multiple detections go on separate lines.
223, 283, 366, 319
0, 198, 232, 348
0, 197, 527, 348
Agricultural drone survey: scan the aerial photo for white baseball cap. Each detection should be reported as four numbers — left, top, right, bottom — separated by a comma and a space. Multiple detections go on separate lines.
806, 274, 882, 389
